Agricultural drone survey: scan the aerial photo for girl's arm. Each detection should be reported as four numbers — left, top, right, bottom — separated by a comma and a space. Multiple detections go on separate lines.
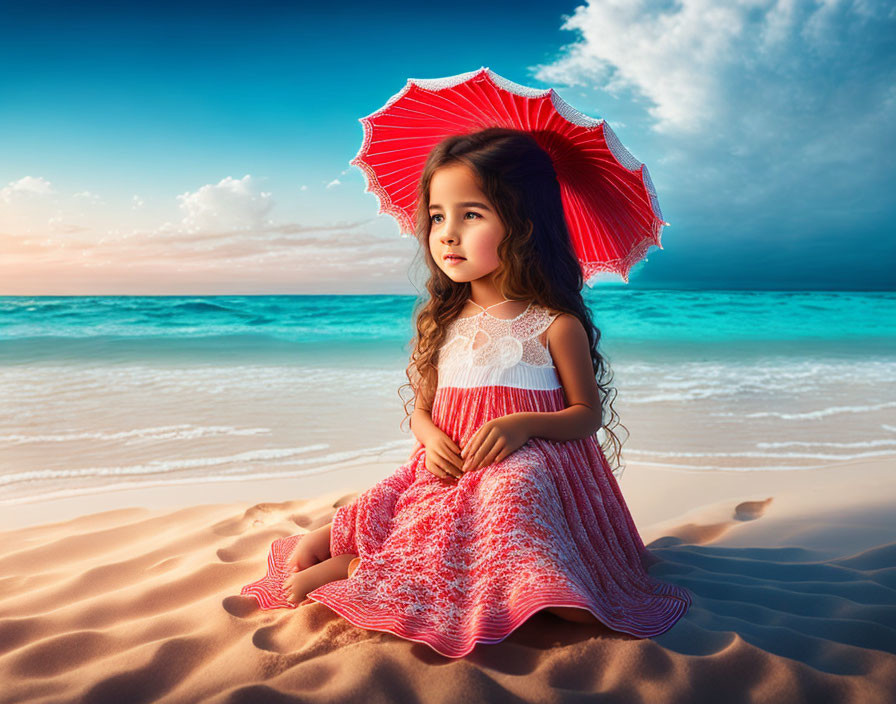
411, 408, 441, 447
410, 375, 440, 447
516, 313, 602, 442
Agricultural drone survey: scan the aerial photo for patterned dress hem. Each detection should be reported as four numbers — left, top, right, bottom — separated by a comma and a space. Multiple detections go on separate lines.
305, 581, 690, 659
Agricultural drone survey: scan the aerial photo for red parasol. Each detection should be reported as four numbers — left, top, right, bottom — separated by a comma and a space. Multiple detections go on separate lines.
349, 66, 669, 285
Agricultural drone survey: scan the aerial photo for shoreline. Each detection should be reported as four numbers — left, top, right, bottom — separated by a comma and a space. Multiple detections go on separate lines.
1, 454, 889, 535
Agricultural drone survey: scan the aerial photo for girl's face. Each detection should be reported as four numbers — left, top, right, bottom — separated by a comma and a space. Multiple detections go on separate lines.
428, 163, 506, 284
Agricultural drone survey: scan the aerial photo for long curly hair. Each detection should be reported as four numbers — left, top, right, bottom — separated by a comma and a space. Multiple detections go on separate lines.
397, 127, 629, 477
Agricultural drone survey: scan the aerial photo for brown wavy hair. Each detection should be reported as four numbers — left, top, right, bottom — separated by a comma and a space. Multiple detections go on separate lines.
397, 127, 630, 477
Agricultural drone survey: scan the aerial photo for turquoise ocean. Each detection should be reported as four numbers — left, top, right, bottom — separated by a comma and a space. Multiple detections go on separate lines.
1, 292, 894, 505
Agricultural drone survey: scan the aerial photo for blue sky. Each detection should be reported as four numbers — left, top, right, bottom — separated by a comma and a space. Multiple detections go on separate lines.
1, 0, 893, 294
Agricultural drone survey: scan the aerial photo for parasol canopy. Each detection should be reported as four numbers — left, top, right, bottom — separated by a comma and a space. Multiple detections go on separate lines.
350, 66, 668, 284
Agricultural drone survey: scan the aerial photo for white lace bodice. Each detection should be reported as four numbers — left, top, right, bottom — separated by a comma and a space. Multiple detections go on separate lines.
437, 301, 562, 391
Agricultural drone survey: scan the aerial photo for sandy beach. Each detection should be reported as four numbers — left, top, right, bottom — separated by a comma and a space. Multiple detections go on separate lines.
1, 455, 893, 703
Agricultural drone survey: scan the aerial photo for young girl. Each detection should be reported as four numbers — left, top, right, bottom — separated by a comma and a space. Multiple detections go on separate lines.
240, 127, 692, 658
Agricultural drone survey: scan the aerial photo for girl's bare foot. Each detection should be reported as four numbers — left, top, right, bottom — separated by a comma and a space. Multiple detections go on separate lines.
286, 522, 332, 573
282, 553, 356, 604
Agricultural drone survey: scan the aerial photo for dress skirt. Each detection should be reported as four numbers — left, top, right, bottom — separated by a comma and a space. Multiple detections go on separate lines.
240, 384, 691, 659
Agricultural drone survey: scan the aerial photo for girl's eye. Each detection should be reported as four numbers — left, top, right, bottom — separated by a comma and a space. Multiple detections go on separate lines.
430, 212, 480, 223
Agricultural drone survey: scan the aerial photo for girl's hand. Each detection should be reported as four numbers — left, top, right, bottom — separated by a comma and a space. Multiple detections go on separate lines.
423, 432, 465, 484
461, 415, 531, 473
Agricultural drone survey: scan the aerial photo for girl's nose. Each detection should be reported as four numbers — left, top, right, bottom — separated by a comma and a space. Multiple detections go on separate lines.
438, 218, 460, 243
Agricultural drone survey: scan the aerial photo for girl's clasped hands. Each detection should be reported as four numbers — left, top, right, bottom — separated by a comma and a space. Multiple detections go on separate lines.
423, 414, 530, 484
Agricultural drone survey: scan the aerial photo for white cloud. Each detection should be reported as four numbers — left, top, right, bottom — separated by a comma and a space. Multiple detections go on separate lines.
532, 0, 895, 136
1, 176, 54, 202
176, 174, 274, 234
325, 179, 341, 189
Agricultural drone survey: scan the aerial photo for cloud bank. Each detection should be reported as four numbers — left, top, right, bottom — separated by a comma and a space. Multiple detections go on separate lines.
531, 0, 895, 287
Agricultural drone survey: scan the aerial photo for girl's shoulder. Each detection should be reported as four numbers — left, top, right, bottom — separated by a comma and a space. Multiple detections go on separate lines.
541, 307, 585, 328
534, 303, 566, 325
537, 306, 585, 341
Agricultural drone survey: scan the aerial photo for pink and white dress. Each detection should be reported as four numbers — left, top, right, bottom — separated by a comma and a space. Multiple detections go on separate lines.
240, 301, 691, 658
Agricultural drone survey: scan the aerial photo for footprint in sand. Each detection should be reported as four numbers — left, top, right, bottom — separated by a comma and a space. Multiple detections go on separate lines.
655, 497, 775, 546
734, 497, 774, 521
291, 513, 314, 528
222, 595, 259, 618
211, 501, 300, 536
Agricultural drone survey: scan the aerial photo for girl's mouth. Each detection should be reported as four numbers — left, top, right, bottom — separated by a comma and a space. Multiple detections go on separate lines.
444, 254, 466, 264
